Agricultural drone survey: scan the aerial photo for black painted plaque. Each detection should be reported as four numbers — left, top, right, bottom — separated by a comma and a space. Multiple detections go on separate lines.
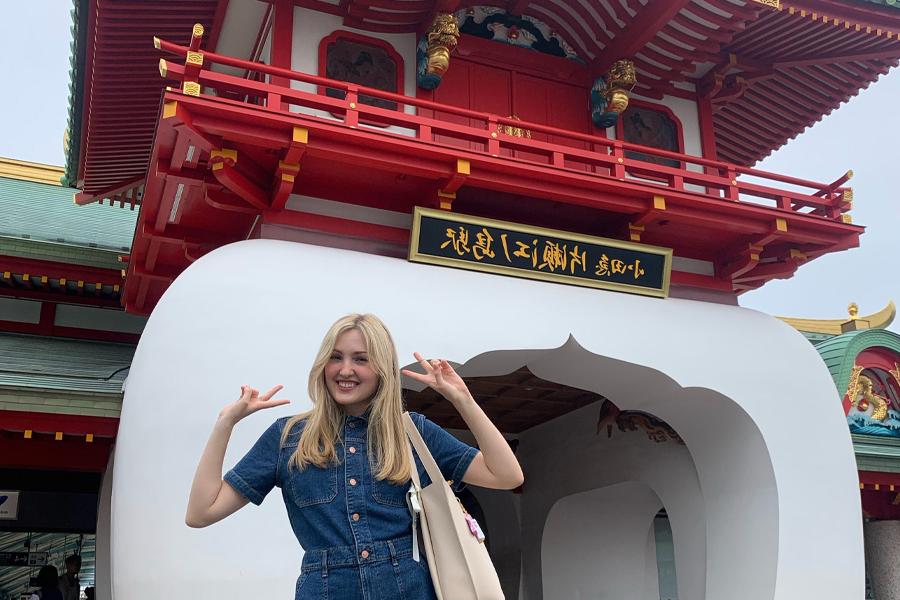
409, 207, 672, 298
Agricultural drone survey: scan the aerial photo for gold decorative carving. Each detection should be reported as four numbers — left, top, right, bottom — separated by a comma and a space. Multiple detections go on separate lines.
192, 23, 205, 37
852, 375, 890, 421
751, 0, 780, 7
779, 301, 896, 335
182, 81, 201, 96
425, 13, 460, 78
890, 363, 900, 389
500, 115, 532, 139
605, 59, 637, 114
186, 51, 204, 66
846, 365, 864, 408
596, 400, 683, 444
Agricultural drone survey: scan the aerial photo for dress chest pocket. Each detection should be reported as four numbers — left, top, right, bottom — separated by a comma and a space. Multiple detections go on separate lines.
282, 443, 338, 508
370, 470, 409, 507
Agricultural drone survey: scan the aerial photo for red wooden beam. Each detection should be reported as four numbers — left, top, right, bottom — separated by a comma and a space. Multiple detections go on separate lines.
1, 411, 120, 437
262, 209, 409, 245
592, 0, 693, 76
0, 319, 140, 344
0, 256, 122, 286
781, 0, 900, 32
0, 435, 114, 471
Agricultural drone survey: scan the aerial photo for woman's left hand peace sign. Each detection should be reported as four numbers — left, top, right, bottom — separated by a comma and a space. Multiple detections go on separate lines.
402, 352, 473, 406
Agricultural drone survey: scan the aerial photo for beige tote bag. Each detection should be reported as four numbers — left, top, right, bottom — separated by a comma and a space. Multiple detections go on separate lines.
403, 412, 505, 600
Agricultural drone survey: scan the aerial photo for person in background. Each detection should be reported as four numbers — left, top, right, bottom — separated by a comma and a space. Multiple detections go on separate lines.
28, 565, 63, 600
84, 587, 96, 600
57, 554, 80, 600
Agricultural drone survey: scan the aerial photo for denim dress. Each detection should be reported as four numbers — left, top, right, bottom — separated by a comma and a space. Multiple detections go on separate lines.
224, 410, 479, 600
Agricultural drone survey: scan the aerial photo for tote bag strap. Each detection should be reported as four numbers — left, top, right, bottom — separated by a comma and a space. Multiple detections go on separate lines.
403, 413, 446, 600
402, 412, 446, 487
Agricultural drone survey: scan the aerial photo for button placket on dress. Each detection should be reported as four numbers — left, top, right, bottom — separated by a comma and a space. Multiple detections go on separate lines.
344, 416, 373, 597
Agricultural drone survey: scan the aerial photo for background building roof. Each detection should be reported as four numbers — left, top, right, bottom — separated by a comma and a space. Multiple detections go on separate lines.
0, 158, 136, 269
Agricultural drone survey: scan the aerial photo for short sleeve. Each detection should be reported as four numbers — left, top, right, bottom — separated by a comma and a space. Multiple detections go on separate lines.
223, 418, 285, 505
414, 412, 479, 492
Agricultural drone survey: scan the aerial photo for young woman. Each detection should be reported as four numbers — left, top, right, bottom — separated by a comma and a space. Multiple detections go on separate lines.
185, 313, 524, 599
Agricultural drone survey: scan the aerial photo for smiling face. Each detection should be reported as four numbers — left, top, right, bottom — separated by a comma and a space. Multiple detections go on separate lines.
324, 328, 380, 416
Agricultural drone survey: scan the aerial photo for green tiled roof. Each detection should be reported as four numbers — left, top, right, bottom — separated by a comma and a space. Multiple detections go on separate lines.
0, 175, 137, 268
859, 0, 900, 9
853, 434, 900, 473
0, 332, 134, 395
815, 329, 900, 393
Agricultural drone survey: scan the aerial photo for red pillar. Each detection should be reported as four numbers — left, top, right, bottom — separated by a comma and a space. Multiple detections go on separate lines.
270, 0, 294, 108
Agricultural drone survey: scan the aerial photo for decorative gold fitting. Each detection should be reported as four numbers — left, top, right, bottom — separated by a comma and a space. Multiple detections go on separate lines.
182, 81, 201, 97
210, 148, 238, 170
731, 179, 738, 185
628, 224, 644, 242
490, 131, 498, 138
153, 36, 161, 50
846, 169, 854, 180
162, 101, 178, 119
292, 126, 309, 144
652, 195, 666, 210
456, 158, 470, 175
437, 190, 456, 210
499, 115, 532, 139
842, 188, 853, 203
603, 59, 636, 116
192, 23, 205, 37
775, 218, 788, 232
349, 102, 356, 109
841, 214, 853, 224
617, 158, 624, 163
426, 13, 460, 78
158, 59, 168, 78
186, 51, 204, 67
789, 249, 807, 260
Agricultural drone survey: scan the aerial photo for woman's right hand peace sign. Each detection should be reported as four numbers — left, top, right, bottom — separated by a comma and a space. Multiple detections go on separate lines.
218, 384, 290, 425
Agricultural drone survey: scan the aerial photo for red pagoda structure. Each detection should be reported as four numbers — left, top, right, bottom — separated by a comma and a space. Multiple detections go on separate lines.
3, 0, 900, 598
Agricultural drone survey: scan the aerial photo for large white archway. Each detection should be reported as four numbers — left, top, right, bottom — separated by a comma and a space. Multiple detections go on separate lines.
108, 240, 862, 599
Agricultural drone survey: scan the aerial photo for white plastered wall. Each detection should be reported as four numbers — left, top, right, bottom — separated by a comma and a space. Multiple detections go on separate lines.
109, 240, 863, 599
95, 447, 114, 600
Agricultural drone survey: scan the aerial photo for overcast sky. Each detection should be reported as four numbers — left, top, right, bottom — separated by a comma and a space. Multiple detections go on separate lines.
2, 1, 897, 330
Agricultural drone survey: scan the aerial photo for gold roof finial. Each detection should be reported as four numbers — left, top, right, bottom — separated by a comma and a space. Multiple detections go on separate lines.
778, 300, 896, 335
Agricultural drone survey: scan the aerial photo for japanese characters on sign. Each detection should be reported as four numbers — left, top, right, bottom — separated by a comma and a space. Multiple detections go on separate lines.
409, 207, 672, 298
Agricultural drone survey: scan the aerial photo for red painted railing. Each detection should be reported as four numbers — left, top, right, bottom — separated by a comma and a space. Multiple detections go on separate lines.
157, 39, 853, 223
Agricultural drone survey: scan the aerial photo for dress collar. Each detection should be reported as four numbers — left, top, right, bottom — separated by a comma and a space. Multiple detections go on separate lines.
345, 404, 373, 423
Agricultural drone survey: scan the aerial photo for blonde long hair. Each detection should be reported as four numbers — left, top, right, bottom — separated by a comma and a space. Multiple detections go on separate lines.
281, 314, 412, 484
